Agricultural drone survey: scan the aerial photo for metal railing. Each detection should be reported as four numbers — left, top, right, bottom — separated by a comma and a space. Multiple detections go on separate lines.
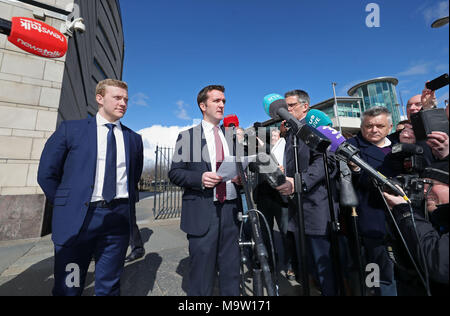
152, 146, 183, 219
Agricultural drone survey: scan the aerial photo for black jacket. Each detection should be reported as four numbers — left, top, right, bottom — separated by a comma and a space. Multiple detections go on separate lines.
392, 203, 449, 295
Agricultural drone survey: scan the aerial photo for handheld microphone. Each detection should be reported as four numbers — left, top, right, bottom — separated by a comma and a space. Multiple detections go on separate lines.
317, 126, 409, 201
224, 114, 240, 128
306, 109, 333, 128
0, 17, 68, 58
263, 94, 331, 153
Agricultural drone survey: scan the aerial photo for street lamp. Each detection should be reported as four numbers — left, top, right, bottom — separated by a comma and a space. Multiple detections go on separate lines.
332, 82, 342, 133
431, 16, 449, 28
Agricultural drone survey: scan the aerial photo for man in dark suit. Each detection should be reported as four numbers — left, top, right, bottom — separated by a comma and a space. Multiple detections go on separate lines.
38, 79, 143, 296
276, 90, 339, 296
169, 85, 242, 296
346, 106, 398, 296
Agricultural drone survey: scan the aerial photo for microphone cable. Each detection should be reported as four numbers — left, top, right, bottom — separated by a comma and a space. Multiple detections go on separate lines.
377, 185, 431, 296
247, 208, 280, 296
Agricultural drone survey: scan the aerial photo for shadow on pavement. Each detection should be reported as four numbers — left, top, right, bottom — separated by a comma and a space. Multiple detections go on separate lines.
0, 228, 169, 296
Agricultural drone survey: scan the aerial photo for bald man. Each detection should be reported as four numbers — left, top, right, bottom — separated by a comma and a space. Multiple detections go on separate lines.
406, 95, 423, 121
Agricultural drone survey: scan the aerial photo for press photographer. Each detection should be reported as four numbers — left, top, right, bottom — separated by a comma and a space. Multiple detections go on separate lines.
383, 161, 449, 296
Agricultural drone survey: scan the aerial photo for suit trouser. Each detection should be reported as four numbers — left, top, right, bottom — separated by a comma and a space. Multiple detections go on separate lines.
305, 235, 337, 296
53, 200, 130, 296
187, 200, 241, 296
130, 221, 144, 252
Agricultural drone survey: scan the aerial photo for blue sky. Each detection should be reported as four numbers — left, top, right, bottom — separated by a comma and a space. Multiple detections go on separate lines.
119, 0, 449, 134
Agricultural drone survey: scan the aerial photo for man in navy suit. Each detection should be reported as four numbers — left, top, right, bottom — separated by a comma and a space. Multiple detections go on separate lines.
347, 106, 398, 296
38, 79, 143, 296
276, 90, 339, 296
169, 85, 242, 296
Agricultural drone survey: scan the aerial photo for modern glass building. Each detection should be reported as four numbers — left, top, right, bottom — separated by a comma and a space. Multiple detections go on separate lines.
311, 97, 363, 136
347, 77, 401, 129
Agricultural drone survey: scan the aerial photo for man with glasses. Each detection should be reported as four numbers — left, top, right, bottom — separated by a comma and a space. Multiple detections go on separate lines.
276, 90, 339, 296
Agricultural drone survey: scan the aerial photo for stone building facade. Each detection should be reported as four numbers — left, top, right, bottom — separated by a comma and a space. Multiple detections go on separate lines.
0, 0, 124, 241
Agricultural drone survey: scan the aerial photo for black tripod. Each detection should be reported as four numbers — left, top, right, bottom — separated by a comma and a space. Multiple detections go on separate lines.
234, 136, 277, 296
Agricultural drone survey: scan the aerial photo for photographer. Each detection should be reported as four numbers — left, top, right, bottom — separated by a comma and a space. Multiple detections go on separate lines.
383, 161, 449, 295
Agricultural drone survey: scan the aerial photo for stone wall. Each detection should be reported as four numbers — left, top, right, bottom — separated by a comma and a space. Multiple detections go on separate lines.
0, 0, 73, 241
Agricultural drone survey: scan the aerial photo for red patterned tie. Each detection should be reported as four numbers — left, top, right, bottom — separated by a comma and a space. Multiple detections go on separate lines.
214, 126, 226, 203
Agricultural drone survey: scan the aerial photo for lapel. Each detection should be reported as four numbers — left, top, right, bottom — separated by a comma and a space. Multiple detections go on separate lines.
121, 123, 131, 180
199, 123, 212, 172
87, 116, 98, 183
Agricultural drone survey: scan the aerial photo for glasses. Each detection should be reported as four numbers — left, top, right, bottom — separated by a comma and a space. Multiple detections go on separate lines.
287, 102, 306, 109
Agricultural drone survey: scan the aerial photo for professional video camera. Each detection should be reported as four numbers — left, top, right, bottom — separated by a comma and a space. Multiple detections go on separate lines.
388, 143, 429, 212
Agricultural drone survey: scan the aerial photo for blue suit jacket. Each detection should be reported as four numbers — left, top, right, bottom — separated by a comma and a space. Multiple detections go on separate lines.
347, 133, 398, 238
169, 124, 240, 236
37, 116, 143, 246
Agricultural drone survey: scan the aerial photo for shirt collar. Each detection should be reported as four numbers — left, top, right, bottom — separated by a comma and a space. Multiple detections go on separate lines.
377, 137, 391, 148
202, 119, 219, 132
97, 113, 121, 129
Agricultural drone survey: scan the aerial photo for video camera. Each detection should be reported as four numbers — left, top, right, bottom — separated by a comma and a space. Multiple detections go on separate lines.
388, 143, 429, 211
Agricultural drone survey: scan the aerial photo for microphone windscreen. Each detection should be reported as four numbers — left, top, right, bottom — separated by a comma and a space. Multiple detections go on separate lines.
306, 109, 333, 128
8, 17, 67, 58
316, 126, 346, 153
263, 94, 286, 118
224, 114, 239, 128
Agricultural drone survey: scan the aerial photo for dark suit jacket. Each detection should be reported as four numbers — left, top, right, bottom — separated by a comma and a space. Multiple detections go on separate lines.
284, 125, 339, 235
37, 116, 143, 246
347, 133, 398, 238
169, 123, 240, 236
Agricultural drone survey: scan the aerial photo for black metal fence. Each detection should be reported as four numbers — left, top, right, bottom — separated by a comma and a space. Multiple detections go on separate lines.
152, 146, 183, 219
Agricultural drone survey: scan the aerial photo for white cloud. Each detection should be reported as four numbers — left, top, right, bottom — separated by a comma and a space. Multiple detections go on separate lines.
130, 92, 150, 106
175, 100, 191, 120
337, 79, 365, 96
437, 90, 449, 106
435, 63, 449, 73
396, 63, 431, 77
423, 1, 449, 25
138, 122, 200, 170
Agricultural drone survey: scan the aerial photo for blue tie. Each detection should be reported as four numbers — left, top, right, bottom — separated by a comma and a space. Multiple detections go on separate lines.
103, 124, 117, 203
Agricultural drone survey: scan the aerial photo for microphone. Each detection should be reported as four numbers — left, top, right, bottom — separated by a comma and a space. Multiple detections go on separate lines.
264, 94, 331, 153
224, 114, 240, 128
306, 109, 333, 128
250, 153, 286, 189
317, 126, 409, 201
0, 17, 67, 58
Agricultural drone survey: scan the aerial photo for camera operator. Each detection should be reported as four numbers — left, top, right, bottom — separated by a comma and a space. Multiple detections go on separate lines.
275, 89, 339, 296
383, 161, 449, 296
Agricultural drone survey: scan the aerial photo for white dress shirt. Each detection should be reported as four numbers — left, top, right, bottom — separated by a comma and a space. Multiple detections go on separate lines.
271, 137, 286, 168
202, 120, 237, 201
91, 113, 129, 202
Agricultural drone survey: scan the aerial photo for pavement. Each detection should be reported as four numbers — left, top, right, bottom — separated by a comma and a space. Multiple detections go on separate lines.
0, 193, 309, 296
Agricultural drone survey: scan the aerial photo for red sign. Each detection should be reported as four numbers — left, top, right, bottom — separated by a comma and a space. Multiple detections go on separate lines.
8, 17, 68, 58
